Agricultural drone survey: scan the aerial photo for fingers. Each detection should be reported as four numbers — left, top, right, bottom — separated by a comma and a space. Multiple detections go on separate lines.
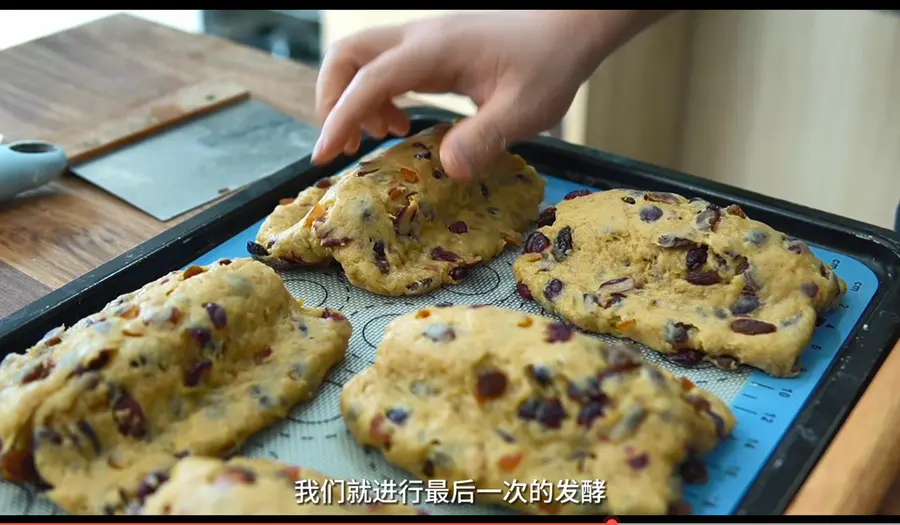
439, 89, 527, 181
314, 44, 434, 165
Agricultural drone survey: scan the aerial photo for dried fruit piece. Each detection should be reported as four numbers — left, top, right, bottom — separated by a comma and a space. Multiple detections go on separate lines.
695, 206, 721, 232
431, 247, 461, 262
112, 391, 148, 439
185, 360, 212, 387
183, 266, 204, 279
476, 370, 508, 401
516, 282, 533, 301
730, 294, 760, 315
424, 323, 455, 343
538, 207, 557, 227
621, 196, 635, 205
523, 231, 551, 254
373, 241, 390, 274
399, 167, 419, 183
564, 189, 592, 200
686, 270, 721, 286
393, 199, 419, 236
386, 408, 410, 425
497, 452, 524, 472
314, 178, 332, 189
667, 350, 704, 367
546, 322, 573, 343
684, 246, 709, 270
801, 283, 819, 298
599, 277, 635, 294
552, 226, 574, 261
432, 168, 446, 179
644, 192, 680, 204
543, 279, 564, 301
448, 221, 468, 234
22, 360, 54, 384
664, 321, 696, 349
204, 303, 228, 329
657, 234, 696, 249
724, 204, 747, 218
730, 318, 777, 335
639, 206, 663, 222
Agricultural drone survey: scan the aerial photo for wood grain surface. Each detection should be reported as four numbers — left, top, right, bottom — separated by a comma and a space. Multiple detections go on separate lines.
0, 12, 897, 516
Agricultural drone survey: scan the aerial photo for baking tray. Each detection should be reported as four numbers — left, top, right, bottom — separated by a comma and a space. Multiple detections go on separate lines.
1, 107, 898, 516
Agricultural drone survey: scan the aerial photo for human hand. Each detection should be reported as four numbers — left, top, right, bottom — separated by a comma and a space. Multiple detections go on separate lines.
313, 11, 623, 181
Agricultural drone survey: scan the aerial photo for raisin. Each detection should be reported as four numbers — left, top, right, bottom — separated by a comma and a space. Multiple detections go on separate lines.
527, 365, 553, 386
314, 178, 332, 189
73, 350, 113, 376
496, 429, 516, 443
543, 279, 564, 301
188, 327, 212, 348
667, 350, 705, 367
538, 207, 557, 227
684, 246, 709, 271
599, 277, 635, 294
730, 319, 777, 335
449, 266, 472, 281
639, 206, 663, 222
185, 360, 212, 387
801, 283, 819, 298
714, 355, 740, 370
135, 471, 170, 503
517, 397, 542, 420
724, 204, 747, 218
414, 150, 432, 160
406, 278, 433, 292
605, 343, 642, 370
546, 322, 573, 343
112, 391, 148, 439
686, 269, 721, 286
516, 282, 534, 300
373, 241, 390, 274
77, 420, 102, 454
479, 183, 490, 198
36, 428, 63, 446
731, 294, 760, 315
424, 323, 455, 342
552, 226, 574, 262
386, 408, 409, 426
448, 221, 468, 234
203, 303, 227, 329
657, 234, 696, 249
664, 321, 695, 348
695, 205, 721, 232
431, 247, 461, 262
577, 401, 607, 428
321, 236, 352, 248
746, 230, 769, 246
564, 189, 592, 200
393, 202, 418, 235
476, 370, 508, 401
432, 168, 446, 179
786, 239, 809, 254
536, 398, 568, 429
323, 308, 346, 322
622, 196, 635, 204
629, 453, 650, 470
523, 231, 551, 253
22, 360, 54, 384
246, 241, 270, 256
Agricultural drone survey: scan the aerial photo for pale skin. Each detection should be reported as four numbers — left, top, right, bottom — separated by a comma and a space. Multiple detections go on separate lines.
312, 10, 674, 181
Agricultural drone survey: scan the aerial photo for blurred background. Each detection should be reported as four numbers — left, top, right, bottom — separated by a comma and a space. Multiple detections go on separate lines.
1, 10, 897, 230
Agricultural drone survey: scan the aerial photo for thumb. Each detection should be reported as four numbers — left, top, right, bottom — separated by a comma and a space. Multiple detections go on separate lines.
439, 92, 527, 181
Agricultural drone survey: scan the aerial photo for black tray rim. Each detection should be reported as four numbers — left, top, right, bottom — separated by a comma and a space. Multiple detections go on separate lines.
0, 106, 898, 517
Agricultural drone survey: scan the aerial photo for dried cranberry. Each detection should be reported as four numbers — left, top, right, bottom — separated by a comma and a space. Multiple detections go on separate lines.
188, 327, 212, 348
449, 266, 472, 281
523, 231, 551, 253
546, 322, 573, 343
323, 308, 346, 322
536, 398, 568, 429
527, 365, 553, 386
731, 295, 759, 315
448, 221, 468, 234
538, 207, 557, 227
657, 235, 696, 249
431, 247, 461, 262
686, 270, 721, 286
74, 350, 113, 376
801, 283, 819, 298
730, 319, 777, 335
552, 226, 574, 262
204, 303, 227, 330
629, 453, 650, 470
314, 178, 332, 189
386, 408, 410, 426
667, 350, 705, 367
639, 206, 663, 222
22, 360, 54, 384
543, 279, 564, 301
373, 241, 390, 274
112, 391, 148, 439
564, 189, 592, 200
516, 282, 534, 301
622, 196, 635, 204
577, 401, 608, 428
246, 241, 270, 257
185, 360, 212, 387
476, 370, 509, 401
695, 206, 721, 232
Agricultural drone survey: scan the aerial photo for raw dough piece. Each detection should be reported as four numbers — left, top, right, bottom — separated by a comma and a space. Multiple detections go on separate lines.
249, 124, 545, 296
0, 258, 352, 515
340, 306, 735, 515
134, 456, 423, 515
513, 189, 847, 377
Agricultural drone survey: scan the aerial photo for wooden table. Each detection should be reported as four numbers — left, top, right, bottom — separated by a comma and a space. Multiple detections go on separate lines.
0, 13, 897, 516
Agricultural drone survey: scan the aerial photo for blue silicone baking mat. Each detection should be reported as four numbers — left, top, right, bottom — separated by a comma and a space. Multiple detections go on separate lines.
0, 140, 878, 516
